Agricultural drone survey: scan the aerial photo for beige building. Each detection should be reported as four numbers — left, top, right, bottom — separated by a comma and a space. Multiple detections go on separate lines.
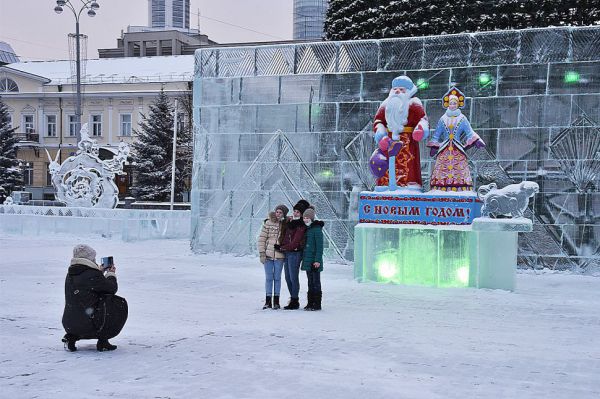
0, 55, 194, 200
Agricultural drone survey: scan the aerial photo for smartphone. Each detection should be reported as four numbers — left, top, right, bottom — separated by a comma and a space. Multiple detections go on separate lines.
101, 256, 114, 269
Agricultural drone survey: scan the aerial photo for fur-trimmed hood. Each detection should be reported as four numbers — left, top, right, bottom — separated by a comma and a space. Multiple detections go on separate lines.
286, 218, 305, 229
69, 257, 116, 279
307, 220, 325, 228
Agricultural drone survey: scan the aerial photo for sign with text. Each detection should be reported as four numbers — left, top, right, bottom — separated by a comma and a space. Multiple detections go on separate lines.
358, 192, 482, 225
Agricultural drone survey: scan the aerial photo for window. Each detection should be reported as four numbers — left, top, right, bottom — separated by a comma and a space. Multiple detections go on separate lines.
91, 114, 102, 136
120, 114, 132, 136
23, 115, 34, 133
7, 113, 13, 128
0, 77, 18, 92
22, 162, 33, 186
68, 115, 78, 137
177, 113, 186, 134
46, 115, 57, 137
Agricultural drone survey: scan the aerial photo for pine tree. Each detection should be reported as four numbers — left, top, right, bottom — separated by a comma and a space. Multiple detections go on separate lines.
0, 97, 22, 196
324, 0, 600, 40
131, 90, 189, 202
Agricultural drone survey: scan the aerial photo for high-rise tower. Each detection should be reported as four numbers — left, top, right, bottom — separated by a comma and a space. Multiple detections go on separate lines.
148, 0, 190, 30
293, 0, 329, 40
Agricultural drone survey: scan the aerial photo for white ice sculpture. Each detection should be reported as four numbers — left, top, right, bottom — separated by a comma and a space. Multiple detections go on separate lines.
477, 181, 539, 218
46, 123, 130, 208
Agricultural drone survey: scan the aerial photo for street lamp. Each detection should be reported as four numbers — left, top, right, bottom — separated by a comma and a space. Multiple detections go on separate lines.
53, 0, 100, 142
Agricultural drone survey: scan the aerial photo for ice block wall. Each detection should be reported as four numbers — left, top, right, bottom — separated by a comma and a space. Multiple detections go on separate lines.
192, 27, 600, 270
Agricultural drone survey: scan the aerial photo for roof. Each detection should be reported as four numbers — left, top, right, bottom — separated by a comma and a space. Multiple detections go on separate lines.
0, 41, 20, 64
5, 55, 194, 85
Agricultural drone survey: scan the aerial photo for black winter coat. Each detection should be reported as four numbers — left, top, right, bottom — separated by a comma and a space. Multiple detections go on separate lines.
62, 259, 128, 340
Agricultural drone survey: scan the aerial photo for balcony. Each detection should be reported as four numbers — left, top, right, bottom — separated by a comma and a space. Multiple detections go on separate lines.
15, 131, 40, 143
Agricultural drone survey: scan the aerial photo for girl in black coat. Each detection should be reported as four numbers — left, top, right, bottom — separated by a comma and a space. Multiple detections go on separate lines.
62, 244, 128, 352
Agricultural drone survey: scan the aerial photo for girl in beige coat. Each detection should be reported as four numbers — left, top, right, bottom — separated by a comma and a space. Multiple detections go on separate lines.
257, 204, 288, 309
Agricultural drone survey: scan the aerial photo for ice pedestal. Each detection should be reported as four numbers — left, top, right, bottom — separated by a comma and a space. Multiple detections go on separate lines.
354, 217, 533, 291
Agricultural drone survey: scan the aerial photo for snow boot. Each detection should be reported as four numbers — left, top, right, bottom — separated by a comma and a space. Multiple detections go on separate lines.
62, 333, 77, 352
304, 292, 314, 311
273, 295, 281, 310
97, 339, 117, 351
262, 295, 272, 310
284, 297, 299, 310
313, 291, 322, 311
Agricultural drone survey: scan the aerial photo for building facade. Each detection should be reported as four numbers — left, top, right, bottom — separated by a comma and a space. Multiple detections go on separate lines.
148, 0, 190, 30
0, 55, 194, 200
293, 0, 329, 40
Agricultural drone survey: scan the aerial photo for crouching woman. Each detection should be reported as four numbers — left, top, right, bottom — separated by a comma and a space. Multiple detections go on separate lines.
301, 208, 324, 311
62, 244, 128, 352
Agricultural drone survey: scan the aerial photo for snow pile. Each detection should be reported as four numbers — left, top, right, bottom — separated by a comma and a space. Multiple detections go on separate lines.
1, 233, 599, 398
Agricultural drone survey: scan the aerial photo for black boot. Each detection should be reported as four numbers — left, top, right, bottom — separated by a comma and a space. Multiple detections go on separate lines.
273, 296, 280, 310
313, 291, 322, 311
62, 333, 77, 352
304, 292, 314, 311
262, 295, 272, 310
284, 298, 299, 310
97, 339, 117, 351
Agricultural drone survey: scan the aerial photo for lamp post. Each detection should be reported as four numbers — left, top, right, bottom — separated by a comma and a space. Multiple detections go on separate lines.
53, 0, 100, 142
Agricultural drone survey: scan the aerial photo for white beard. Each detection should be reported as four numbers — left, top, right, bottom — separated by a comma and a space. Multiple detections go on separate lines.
385, 92, 410, 136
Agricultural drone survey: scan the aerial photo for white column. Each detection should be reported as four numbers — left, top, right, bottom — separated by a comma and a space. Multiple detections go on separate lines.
108, 100, 114, 146
37, 103, 45, 145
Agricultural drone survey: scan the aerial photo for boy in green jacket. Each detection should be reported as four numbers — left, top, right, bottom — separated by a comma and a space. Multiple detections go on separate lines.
301, 208, 324, 311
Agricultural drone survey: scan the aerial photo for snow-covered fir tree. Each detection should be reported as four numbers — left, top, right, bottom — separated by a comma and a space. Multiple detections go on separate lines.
0, 97, 22, 195
324, 0, 600, 40
131, 90, 191, 202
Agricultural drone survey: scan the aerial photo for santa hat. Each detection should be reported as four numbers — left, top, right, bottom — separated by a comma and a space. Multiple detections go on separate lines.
391, 75, 418, 97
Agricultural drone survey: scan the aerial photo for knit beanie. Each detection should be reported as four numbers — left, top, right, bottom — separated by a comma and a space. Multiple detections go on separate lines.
275, 204, 289, 217
293, 199, 310, 215
303, 208, 316, 221
73, 244, 96, 262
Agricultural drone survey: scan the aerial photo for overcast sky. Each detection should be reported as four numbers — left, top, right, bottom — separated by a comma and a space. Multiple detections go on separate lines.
0, 0, 294, 61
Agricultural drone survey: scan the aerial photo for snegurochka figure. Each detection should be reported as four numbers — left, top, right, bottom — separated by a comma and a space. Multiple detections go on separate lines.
370, 75, 429, 191
427, 87, 485, 192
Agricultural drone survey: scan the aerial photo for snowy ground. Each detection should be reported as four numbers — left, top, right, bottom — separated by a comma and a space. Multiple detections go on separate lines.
1, 234, 599, 399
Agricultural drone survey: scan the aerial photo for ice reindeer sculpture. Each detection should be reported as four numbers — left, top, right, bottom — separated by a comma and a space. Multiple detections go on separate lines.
355, 80, 537, 291
46, 123, 130, 209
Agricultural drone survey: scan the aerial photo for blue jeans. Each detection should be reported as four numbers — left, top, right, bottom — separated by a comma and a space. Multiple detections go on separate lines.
264, 259, 284, 296
284, 252, 302, 299
306, 269, 321, 293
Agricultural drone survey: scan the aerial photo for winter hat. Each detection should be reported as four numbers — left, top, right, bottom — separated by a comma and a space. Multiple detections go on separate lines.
303, 208, 316, 221
275, 204, 289, 217
73, 244, 96, 262
293, 199, 310, 215
391, 75, 418, 97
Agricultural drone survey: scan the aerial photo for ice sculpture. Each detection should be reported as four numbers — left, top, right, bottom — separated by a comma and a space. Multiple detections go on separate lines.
356, 88, 538, 290
370, 75, 429, 191
477, 181, 539, 218
46, 123, 130, 208
427, 87, 485, 192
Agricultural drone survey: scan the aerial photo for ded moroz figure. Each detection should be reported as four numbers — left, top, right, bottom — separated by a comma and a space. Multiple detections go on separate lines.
371, 75, 429, 191
427, 87, 486, 192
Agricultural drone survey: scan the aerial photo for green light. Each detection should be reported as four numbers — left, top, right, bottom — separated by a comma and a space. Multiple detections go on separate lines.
564, 70, 580, 84
457, 266, 469, 285
416, 78, 429, 90
376, 255, 398, 280
478, 72, 493, 87
320, 169, 334, 179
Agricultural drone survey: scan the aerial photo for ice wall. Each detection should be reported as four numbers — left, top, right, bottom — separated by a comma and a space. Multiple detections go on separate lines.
192, 26, 600, 270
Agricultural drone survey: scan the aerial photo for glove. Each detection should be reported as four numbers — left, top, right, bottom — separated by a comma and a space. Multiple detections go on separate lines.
378, 136, 391, 153
474, 139, 486, 149
429, 147, 438, 157
259, 254, 266, 264
274, 244, 281, 251
413, 127, 425, 141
